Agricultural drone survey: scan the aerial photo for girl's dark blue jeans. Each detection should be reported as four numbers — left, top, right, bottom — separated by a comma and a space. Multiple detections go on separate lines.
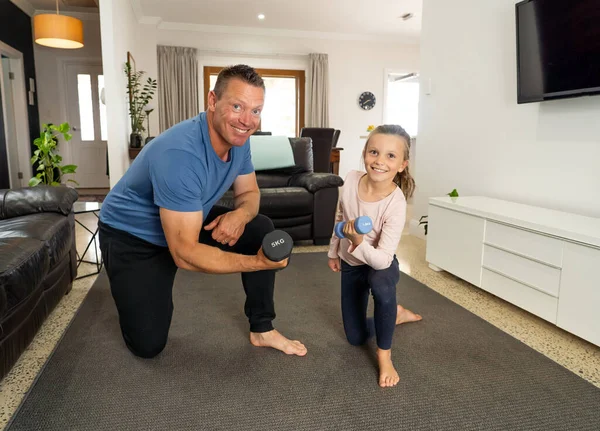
340, 257, 400, 350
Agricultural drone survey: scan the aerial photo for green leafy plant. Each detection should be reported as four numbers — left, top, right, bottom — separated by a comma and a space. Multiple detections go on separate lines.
29, 123, 77, 187
448, 188, 459, 198
419, 189, 460, 235
125, 62, 157, 135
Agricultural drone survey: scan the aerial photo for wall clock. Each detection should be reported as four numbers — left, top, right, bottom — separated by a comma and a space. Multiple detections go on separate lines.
358, 91, 376, 110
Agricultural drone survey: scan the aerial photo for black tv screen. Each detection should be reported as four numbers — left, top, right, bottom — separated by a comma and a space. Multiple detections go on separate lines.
516, 0, 600, 103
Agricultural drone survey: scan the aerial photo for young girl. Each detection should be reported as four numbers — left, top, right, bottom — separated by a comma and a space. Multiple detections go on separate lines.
327, 124, 422, 388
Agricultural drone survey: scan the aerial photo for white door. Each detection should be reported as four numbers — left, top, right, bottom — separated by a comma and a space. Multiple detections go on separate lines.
64, 62, 109, 188
0, 56, 20, 188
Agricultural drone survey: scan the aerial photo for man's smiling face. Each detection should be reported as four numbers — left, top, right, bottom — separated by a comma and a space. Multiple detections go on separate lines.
208, 78, 264, 148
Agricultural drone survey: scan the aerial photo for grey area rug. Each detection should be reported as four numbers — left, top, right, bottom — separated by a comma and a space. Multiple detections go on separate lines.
7, 253, 600, 431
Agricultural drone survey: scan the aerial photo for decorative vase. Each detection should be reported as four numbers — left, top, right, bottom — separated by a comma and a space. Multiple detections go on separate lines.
129, 133, 142, 148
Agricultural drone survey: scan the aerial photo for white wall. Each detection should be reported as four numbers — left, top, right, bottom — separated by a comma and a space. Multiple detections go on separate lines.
99, 0, 143, 187
134, 23, 160, 138
34, 17, 102, 129
157, 29, 420, 179
411, 0, 600, 236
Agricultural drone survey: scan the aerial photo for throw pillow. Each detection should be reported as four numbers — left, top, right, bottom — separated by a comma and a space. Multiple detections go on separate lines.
249, 135, 296, 171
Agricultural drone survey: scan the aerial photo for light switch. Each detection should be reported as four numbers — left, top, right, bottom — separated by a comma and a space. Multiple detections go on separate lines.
425, 78, 432, 95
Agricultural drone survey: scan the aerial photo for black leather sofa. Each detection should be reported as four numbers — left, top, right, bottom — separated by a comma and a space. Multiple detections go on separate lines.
0, 186, 78, 380
217, 137, 344, 245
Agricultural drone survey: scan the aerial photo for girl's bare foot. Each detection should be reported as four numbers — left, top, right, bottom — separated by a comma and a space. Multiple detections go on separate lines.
377, 348, 400, 387
250, 329, 307, 356
396, 304, 422, 325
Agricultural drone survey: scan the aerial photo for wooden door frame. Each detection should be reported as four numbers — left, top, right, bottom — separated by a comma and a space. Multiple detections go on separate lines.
203, 66, 305, 136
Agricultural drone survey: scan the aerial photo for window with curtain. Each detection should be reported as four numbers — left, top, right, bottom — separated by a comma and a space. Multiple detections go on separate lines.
203, 66, 305, 137
384, 73, 420, 137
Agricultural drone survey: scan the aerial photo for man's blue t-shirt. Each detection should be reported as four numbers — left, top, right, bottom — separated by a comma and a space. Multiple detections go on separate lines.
99, 112, 254, 247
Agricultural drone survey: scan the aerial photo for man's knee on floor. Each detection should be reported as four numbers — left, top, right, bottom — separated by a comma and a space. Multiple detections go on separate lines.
125, 335, 168, 359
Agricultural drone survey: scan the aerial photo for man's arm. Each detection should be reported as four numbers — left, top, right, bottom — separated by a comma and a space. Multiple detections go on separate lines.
231, 171, 260, 223
203, 172, 260, 245
160, 207, 285, 273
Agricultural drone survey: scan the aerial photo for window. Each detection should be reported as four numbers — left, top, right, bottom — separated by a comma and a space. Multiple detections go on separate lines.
77, 74, 94, 141
384, 73, 420, 137
76, 73, 108, 141
98, 75, 107, 141
204, 67, 305, 136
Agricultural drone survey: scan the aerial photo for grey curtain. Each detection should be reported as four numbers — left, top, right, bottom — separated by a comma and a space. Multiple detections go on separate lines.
308, 53, 329, 127
157, 46, 199, 131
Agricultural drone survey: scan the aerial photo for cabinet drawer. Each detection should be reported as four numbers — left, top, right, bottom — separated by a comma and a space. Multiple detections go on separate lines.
481, 269, 558, 323
484, 221, 563, 267
482, 245, 561, 297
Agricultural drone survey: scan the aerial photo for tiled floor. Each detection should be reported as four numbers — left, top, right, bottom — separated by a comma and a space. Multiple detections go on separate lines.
1, 212, 599, 429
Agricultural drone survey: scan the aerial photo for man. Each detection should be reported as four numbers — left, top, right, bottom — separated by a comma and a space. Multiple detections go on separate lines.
98, 64, 307, 359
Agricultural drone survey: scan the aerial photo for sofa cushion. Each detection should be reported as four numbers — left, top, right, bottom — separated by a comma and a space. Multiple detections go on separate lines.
217, 187, 314, 218
0, 213, 73, 267
289, 137, 313, 172
0, 237, 49, 315
250, 135, 296, 171
258, 188, 314, 218
0, 185, 78, 220
256, 174, 290, 188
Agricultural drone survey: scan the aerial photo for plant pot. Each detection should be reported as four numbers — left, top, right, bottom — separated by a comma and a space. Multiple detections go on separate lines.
129, 133, 143, 148
129, 147, 142, 160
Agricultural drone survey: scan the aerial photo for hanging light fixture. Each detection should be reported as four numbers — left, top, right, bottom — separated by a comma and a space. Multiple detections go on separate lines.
34, 0, 84, 49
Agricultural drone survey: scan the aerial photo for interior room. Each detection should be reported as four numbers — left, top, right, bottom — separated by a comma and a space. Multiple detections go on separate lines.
1, 0, 599, 429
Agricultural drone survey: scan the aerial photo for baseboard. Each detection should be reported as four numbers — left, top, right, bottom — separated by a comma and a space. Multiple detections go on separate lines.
409, 218, 427, 240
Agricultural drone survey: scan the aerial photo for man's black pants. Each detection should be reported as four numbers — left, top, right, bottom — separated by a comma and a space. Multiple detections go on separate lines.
98, 206, 276, 358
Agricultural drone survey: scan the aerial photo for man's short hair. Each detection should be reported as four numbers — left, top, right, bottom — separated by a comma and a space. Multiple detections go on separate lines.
213, 65, 265, 99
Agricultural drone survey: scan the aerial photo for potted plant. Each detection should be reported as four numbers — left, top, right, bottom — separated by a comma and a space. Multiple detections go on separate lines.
125, 61, 157, 148
29, 123, 77, 187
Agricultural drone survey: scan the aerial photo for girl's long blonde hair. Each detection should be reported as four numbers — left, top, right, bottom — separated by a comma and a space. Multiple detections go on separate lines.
362, 124, 416, 198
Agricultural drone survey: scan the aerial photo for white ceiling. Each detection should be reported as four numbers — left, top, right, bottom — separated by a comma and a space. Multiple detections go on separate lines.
24, 0, 98, 12
137, 0, 422, 40
15, 0, 423, 41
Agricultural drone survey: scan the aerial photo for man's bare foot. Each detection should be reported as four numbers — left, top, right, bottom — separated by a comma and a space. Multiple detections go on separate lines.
250, 329, 307, 356
377, 349, 400, 388
396, 304, 422, 325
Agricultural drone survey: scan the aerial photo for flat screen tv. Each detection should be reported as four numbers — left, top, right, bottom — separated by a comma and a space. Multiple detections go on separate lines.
516, 0, 600, 104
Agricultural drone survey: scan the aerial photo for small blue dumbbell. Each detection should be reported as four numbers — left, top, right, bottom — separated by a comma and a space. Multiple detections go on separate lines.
335, 216, 373, 239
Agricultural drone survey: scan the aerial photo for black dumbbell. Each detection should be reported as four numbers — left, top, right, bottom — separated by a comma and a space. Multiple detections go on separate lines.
262, 230, 293, 263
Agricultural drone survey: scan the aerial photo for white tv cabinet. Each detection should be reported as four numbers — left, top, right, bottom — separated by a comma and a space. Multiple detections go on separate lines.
425, 196, 600, 347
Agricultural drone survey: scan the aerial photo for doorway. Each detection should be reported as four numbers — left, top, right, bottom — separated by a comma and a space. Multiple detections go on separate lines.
0, 42, 32, 189
62, 61, 108, 188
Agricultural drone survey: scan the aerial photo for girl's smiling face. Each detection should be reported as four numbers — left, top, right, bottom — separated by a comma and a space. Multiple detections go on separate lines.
363, 133, 409, 184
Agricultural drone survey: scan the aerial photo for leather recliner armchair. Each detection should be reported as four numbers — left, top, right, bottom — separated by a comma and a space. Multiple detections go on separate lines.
217, 137, 344, 245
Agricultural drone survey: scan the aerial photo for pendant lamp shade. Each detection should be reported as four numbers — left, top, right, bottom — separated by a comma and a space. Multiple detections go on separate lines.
34, 14, 84, 49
